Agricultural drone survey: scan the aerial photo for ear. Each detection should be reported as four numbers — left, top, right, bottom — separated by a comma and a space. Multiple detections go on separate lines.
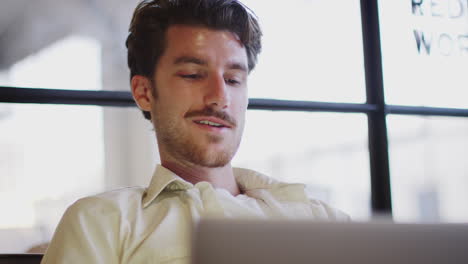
131, 75, 154, 112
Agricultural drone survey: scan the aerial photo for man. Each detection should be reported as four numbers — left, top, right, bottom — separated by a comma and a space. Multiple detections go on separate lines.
41, 0, 349, 263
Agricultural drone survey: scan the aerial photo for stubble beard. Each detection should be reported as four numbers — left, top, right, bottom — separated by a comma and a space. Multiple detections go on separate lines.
154, 113, 241, 168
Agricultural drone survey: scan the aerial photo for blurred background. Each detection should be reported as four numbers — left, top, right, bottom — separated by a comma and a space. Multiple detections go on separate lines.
1, 0, 467, 253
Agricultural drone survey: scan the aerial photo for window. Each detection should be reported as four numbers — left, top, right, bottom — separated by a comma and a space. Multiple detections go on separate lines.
379, 0, 468, 222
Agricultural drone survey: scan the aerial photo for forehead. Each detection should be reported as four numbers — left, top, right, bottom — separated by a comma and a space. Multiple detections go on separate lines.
162, 24, 248, 65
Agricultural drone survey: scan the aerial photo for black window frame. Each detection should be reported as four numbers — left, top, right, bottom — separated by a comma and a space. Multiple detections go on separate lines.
2, 0, 468, 218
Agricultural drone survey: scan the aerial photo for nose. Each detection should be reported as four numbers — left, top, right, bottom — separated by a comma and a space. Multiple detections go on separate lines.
204, 73, 229, 109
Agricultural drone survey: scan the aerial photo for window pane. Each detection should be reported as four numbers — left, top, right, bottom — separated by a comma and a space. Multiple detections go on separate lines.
0, 1, 134, 92
388, 115, 468, 222
0, 35, 102, 91
0, 103, 157, 253
379, 0, 468, 107
241, 0, 366, 102
233, 111, 371, 220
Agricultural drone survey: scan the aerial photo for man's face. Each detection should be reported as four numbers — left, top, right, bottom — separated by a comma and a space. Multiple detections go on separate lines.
150, 25, 249, 168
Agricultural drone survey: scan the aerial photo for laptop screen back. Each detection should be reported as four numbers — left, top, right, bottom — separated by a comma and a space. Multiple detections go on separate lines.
192, 219, 468, 264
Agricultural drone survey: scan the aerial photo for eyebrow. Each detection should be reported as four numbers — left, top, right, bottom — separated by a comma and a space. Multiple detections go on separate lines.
173, 55, 248, 72
174, 56, 206, 66
227, 62, 248, 73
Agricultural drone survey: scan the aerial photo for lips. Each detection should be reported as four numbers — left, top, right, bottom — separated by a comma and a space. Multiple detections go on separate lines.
195, 120, 224, 127
191, 116, 233, 129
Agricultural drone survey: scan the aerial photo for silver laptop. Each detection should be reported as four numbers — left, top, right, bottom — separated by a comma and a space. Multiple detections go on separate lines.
192, 219, 468, 264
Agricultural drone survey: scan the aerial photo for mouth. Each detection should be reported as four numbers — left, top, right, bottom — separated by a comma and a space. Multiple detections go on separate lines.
194, 120, 225, 127
191, 116, 233, 130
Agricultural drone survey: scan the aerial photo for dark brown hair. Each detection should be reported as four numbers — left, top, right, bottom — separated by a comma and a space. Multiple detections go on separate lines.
126, 0, 262, 120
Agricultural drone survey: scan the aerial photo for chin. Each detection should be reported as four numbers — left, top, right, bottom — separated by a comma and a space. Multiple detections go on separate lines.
198, 149, 233, 168
195, 141, 239, 167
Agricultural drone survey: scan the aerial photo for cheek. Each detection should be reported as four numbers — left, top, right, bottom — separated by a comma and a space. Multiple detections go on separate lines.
158, 86, 198, 113
232, 85, 248, 105
232, 90, 248, 119
239, 93, 249, 115
234, 101, 247, 127
153, 96, 184, 122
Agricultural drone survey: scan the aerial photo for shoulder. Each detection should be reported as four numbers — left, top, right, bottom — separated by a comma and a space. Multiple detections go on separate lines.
308, 198, 351, 221
64, 186, 146, 220
41, 188, 146, 263
234, 167, 351, 221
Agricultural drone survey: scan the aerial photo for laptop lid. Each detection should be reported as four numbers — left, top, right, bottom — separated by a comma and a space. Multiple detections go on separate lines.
192, 219, 468, 264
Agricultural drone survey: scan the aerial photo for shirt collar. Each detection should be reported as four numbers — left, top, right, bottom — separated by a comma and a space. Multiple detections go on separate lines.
233, 167, 282, 191
233, 167, 307, 201
142, 165, 306, 208
142, 165, 193, 208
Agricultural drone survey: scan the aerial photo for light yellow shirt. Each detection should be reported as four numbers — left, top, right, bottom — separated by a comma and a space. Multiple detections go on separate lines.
42, 165, 349, 264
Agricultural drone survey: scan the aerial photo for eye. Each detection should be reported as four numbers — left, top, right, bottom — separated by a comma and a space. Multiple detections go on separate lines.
225, 78, 241, 85
181, 74, 201, 80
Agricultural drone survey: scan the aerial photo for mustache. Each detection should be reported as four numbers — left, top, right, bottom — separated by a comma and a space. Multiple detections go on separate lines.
185, 107, 237, 127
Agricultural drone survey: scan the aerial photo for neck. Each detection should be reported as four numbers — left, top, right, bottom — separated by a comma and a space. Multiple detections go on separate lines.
161, 159, 241, 196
